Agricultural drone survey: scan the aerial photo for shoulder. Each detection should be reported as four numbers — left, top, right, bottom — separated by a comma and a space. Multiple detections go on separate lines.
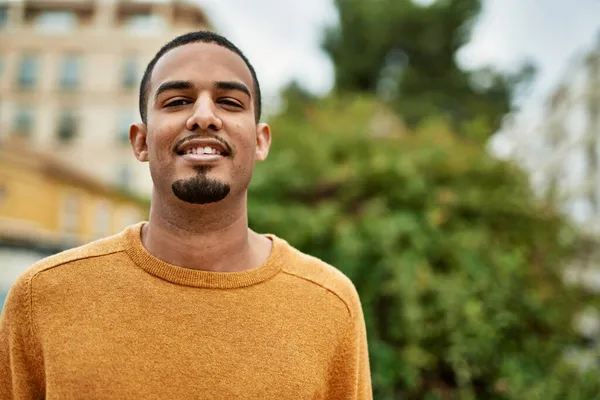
272, 236, 362, 319
2, 230, 128, 315
11, 231, 127, 290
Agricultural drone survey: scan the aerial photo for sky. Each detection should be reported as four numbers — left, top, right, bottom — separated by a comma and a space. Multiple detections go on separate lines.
196, 0, 600, 118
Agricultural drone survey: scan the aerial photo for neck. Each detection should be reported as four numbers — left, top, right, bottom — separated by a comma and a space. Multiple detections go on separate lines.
141, 191, 271, 273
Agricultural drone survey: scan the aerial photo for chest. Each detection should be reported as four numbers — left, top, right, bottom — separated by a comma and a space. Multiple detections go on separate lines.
39, 292, 338, 399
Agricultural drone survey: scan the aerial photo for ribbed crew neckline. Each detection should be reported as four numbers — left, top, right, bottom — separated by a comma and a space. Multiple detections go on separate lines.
124, 222, 286, 289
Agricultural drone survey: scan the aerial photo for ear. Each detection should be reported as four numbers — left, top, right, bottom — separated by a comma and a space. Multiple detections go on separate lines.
254, 122, 271, 162
130, 123, 149, 162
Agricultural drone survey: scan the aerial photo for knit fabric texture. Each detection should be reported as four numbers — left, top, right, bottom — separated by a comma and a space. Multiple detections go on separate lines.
0, 223, 372, 399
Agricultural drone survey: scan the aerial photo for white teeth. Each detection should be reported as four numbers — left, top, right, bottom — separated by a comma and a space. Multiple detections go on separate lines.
183, 147, 221, 155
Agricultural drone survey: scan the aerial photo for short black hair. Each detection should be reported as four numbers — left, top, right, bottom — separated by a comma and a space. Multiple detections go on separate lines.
139, 31, 262, 124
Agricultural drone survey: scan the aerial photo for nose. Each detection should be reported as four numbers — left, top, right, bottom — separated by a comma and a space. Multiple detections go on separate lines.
186, 95, 223, 132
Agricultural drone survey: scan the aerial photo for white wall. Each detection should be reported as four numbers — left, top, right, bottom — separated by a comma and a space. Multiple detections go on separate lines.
0, 247, 49, 309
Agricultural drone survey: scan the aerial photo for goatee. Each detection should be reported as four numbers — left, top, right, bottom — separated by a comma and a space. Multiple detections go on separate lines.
172, 169, 230, 204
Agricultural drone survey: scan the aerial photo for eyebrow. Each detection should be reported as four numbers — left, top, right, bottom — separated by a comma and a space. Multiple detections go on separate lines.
154, 80, 195, 102
153, 80, 252, 102
214, 81, 251, 99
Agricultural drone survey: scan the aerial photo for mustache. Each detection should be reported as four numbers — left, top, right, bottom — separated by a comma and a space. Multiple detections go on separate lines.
172, 134, 234, 156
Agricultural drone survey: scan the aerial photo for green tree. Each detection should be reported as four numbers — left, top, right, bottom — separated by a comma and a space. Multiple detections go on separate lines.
249, 94, 599, 399
322, 0, 534, 134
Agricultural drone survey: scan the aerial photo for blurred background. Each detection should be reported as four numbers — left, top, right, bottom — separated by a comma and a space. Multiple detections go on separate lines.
1, 0, 600, 398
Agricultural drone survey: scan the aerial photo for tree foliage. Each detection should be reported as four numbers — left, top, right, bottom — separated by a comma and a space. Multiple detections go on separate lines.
322, 0, 534, 134
249, 94, 599, 399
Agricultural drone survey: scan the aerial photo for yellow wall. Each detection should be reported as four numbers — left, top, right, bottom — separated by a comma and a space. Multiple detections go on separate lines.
0, 151, 149, 246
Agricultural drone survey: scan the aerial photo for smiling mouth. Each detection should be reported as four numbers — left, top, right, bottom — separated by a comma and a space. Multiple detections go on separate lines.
175, 137, 232, 159
178, 147, 226, 164
178, 146, 224, 156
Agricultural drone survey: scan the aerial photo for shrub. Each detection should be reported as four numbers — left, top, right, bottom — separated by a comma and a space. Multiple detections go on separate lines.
249, 94, 599, 399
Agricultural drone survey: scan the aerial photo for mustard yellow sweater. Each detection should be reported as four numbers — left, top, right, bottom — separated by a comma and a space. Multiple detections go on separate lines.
0, 223, 372, 399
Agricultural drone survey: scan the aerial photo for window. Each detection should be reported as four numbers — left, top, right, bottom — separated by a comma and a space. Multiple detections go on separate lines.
0, 183, 7, 204
119, 206, 142, 228
124, 13, 165, 36
56, 109, 78, 143
0, 6, 7, 30
94, 200, 112, 238
58, 54, 82, 90
17, 54, 39, 89
60, 193, 80, 237
117, 110, 135, 144
13, 107, 35, 137
35, 11, 78, 33
121, 56, 139, 89
117, 165, 132, 189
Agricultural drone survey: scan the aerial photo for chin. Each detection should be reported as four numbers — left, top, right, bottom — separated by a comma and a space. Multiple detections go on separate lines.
170, 171, 232, 205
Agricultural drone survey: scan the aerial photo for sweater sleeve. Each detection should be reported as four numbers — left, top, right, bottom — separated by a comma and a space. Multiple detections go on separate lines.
0, 274, 45, 399
327, 291, 373, 400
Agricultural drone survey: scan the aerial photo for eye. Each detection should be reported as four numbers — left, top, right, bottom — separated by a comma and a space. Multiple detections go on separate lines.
218, 99, 243, 108
164, 99, 191, 108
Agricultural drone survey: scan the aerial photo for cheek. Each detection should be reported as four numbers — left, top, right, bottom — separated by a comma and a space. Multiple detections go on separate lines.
234, 126, 257, 164
149, 121, 180, 162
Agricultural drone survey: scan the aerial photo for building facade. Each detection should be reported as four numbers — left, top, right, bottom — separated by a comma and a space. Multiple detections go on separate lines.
0, 0, 213, 197
495, 37, 600, 236
0, 139, 149, 246
0, 139, 149, 303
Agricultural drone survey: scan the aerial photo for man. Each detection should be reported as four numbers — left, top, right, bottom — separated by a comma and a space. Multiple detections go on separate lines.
0, 31, 372, 399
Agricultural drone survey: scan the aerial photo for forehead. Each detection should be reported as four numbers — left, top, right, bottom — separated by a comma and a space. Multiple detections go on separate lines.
149, 42, 255, 96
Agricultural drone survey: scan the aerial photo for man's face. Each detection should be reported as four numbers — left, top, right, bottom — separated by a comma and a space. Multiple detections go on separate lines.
132, 42, 271, 205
